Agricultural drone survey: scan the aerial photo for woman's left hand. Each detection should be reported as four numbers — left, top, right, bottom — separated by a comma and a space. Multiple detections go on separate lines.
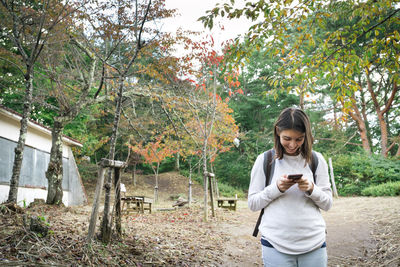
296, 177, 314, 194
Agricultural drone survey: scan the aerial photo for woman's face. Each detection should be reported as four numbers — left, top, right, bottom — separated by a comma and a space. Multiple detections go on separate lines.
278, 129, 305, 155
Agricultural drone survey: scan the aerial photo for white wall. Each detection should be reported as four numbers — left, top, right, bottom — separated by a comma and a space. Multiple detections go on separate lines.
0, 184, 70, 207
0, 111, 70, 157
0, 108, 87, 206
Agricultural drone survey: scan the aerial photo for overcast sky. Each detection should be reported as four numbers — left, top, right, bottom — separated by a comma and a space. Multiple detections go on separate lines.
163, 0, 252, 52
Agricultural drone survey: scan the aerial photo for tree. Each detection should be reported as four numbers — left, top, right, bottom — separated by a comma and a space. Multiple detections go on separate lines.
166, 36, 240, 221
129, 136, 176, 202
200, 0, 400, 157
82, 0, 175, 243
1, 0, 84, 203
40, 36, 98, 205
212, 46, 303, 189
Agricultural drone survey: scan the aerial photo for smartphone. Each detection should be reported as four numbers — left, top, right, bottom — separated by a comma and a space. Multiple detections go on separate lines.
288, 174, 302, 180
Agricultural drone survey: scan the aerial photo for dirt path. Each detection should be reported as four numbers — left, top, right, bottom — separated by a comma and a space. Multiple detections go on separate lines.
218, 203, 262, 267
218, 197, 400, 267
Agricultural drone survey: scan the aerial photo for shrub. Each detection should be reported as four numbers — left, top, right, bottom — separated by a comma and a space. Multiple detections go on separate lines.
213, 149, 254, 190
217, 182, 246, 198
158, 157, 176, 173
361, 181, 400, 197
339, 184, 364, 196
331, 153, 400, 196
77, 161, 98, 181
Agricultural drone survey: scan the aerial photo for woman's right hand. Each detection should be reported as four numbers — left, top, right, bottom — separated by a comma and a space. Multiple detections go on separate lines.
276, 175, 297, 193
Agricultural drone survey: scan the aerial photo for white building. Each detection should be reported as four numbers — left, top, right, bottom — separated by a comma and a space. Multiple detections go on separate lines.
0, 105, 87, 206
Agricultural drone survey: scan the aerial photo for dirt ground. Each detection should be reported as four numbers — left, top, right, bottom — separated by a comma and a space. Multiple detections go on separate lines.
118, 171, 400, 266
1, 171, 399, 266
216, 197, 400, 267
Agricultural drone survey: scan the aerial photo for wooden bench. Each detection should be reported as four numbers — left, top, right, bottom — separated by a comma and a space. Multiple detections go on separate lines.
121, 196, 152, 214
217, 197, 237, 211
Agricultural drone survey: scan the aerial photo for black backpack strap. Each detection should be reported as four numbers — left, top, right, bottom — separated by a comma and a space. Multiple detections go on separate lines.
311, 151, 319, 183
252, 149, 275, 237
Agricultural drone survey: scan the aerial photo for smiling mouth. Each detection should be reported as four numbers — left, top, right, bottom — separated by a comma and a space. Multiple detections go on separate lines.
286, 148, 298, 153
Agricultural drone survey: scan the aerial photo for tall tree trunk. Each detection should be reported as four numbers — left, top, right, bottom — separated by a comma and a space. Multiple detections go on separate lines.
114, 168, 122, 237
377, 111, 389, 157
365, 71, 398, 157
46, 119, 64, 205
359, 87, 373, 150
7, 74, 34, 203
202, 140, 208, 222
175, 151, 180, 170
348, 101, 372, 154
299, 87, 305, 110
202, 67, 218, 221
100, 77, 124, 243
188, 160, 192, 206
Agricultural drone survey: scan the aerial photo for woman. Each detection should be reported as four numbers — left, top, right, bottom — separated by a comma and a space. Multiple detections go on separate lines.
248, 107, 333, 267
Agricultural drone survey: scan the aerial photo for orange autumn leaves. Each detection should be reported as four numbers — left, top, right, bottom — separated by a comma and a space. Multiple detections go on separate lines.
127, 35, 242, 166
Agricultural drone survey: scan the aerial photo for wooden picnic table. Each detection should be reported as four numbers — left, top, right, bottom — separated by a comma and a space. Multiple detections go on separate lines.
121, 196, 152, 214
217, 197, 238, 211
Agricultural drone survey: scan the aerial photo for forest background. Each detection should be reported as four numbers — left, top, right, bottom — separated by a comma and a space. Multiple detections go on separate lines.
1, 0, 400, 205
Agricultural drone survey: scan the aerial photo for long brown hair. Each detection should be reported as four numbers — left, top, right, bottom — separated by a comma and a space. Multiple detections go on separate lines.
273, 107, 313, 163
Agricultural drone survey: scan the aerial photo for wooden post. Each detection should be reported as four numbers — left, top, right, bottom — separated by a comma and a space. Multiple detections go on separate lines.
328, 158, 339, 198
114, 168, 122, 237
208, 172, 215, 218
87, 158, 126, 243
87, 167, 106, 243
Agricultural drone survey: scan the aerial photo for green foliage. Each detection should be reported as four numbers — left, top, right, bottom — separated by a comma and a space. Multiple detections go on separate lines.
208, 45, 308, 191
64, 103, 115, 163
178, 169, 244, 198
158, 157, 176, 173
332, 153, 400, 196
213, 149, 253, 190
179, 169, 202, 185
217, 182, 245, 198
361, 181, 400, 197
228, 48, 300, 133
201, 0, 400, 98
201, 0, 400, 158
77, 161, 98, 182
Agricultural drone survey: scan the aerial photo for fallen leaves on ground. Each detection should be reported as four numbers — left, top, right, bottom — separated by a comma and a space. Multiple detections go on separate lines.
0, 202, 233, 266
123, 207, 232, 266
1, 198, 399, 267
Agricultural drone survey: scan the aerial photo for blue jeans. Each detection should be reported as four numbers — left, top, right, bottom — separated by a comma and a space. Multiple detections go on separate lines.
261, 243, 327, 267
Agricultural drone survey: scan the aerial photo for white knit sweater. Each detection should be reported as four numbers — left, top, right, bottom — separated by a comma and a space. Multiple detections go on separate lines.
248, 151, 333, 255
